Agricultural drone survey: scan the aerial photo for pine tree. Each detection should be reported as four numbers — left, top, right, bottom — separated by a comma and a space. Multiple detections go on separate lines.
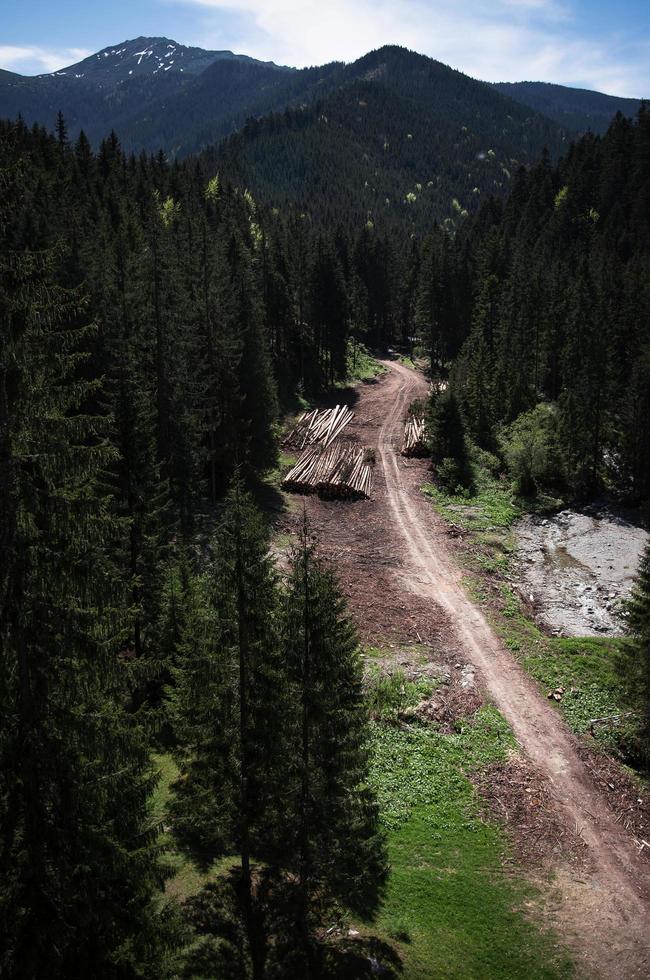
280, 521, 387, 974
0, 172, 176, 977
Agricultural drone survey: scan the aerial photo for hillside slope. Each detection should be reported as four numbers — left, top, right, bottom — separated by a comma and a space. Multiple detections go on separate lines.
212, 46, 570, 228
493, 80, 643, 133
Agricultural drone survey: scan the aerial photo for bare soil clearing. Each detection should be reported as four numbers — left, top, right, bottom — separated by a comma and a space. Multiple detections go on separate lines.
280, 360, 650, 978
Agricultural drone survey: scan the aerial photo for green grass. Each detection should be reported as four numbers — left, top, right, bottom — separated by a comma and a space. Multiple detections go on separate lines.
524, 636, 631, 744
421, 476, 637, 753
365, 666, 436, 721
483, 577, 632, 750
151, 753, 221, 902
346, 341, 387, 382
273, 531, 295, 551
367, 708, 573, 979
363, 644, 386, 660
152, 707, 573, 977
266, 450, 297, 489
422, 463, 561, 533
422, 479, 522, 531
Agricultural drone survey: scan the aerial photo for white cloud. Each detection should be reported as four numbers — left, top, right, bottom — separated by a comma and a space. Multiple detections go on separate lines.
0, 45, 92, 75
179, 0, 649, 96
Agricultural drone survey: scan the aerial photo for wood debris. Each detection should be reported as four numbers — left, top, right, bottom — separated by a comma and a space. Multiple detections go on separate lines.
282, 443, 374, 499
401, 414, 428, 457
283, 405, 354, 450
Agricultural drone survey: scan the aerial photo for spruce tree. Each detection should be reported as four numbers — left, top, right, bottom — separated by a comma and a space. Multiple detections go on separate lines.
627, 543, 650, 766
280, 522, 387, 974
229, 224, 279, 473
169, 479, 288, 979
428, 389, 472, 492
0, 176, 176, 977
103, 218, 172, 669
456, 265, 501, 448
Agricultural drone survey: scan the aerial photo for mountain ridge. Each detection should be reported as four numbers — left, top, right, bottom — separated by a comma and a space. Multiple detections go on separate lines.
492, 80, 643, 133
1, 37, 646, 226
0, 35, 644, 156
211, 44, 570, 229
37, 35, 292, 84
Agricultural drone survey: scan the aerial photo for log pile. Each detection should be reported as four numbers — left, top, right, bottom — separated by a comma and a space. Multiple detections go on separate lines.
282, 444, 373, 499
283, 405, 354, 449
401, 415, 428, 457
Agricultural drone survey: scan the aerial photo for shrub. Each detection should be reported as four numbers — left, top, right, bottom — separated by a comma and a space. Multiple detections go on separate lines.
499, 403, 564, 496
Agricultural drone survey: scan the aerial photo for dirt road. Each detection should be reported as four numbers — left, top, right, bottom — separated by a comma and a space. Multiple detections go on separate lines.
296, 360, 650, 977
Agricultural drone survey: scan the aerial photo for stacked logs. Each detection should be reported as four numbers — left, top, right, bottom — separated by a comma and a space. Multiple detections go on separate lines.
282, 444, 373, 499
283, 405, 354, 449
401, 415, 428, 457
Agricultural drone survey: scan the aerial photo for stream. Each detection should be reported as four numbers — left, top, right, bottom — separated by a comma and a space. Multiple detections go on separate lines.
515, 507, 648, 637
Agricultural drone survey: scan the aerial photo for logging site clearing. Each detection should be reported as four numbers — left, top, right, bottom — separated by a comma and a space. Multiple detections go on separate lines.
275, 358, 650, 980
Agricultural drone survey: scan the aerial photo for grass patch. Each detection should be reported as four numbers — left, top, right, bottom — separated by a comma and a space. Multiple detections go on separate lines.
524, 637, 631, 745
151, 753, 220, 902
363, 645, 386, 660
365, 666, 436, 721
278, 450, 297, 469
423, 458, 561, 533
267, 450, 297, 486
422, 479, 522, 531
273, 531, 295, 551
399, 353, 417, 367
486, 580, 632, 750
368, 708, 573, 979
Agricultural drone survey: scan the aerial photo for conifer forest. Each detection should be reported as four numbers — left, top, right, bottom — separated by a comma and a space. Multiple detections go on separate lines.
1, 27, 650, 980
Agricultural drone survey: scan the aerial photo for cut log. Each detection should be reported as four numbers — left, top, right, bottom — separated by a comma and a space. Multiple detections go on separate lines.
401, 414, 428, 457
282, 441, 374, 499
283, 405, 354, 450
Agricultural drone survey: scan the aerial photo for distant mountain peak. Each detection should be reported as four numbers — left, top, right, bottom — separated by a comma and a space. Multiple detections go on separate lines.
41, 36, 241, 85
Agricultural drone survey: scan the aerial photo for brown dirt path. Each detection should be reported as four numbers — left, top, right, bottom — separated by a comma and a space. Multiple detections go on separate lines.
293, 360, 650, 978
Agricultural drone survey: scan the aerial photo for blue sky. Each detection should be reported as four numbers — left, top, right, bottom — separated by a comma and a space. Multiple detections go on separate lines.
1, 0, 648, 96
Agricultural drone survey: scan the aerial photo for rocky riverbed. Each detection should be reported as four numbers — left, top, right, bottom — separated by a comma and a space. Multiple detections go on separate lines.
515, 507, 649, 637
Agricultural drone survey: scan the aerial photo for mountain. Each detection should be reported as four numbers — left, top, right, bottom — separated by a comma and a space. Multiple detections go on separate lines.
211, 46, 570, 229
0, 36, 304, 155
493, 81, 643, 134
0, 40, 575, 225
2, 37, 644, 227
47, 36, 267, 84
0, 37, 639, 165
2, 34, 640, 163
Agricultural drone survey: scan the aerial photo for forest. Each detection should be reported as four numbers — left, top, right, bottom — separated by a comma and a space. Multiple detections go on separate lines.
1, 95, 650, 978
